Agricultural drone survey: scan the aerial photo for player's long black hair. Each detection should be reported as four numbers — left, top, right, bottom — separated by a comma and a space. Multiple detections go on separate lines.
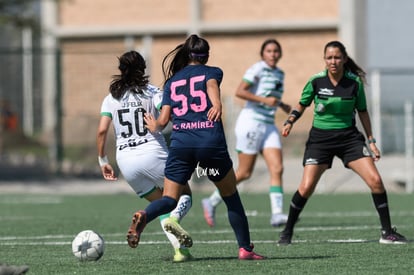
324, 40, 366, 84
162, 34, 210, 86
109, 51, 149, 99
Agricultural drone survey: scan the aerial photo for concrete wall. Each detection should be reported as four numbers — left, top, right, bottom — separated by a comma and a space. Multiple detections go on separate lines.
55, 0, 339, 146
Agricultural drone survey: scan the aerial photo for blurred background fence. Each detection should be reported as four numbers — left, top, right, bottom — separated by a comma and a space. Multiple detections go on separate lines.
0, 0, 414, 193
1, 46, 414, 178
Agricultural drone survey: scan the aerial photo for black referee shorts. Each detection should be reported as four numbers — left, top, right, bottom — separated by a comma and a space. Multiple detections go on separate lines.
302, 127, 372, 168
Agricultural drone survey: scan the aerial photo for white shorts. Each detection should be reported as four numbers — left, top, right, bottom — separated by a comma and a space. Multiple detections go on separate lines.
116, 142, 167, 197
234, 109, 282, 154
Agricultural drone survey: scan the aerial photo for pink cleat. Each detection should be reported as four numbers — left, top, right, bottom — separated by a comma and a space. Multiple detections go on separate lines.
238, 244, 265, 260
201, 198, 215, 227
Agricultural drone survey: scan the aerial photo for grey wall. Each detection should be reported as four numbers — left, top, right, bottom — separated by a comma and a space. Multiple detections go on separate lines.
365, 0, 414, 153
367, 0, 414, 69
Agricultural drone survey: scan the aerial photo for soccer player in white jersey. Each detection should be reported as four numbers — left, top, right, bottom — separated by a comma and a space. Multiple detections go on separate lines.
202, 39, 292, 227
96, 51, 193, 262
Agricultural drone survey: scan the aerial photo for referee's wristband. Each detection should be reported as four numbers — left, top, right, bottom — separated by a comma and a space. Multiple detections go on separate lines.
368, 138, 376, 144
98, 155, 109, 166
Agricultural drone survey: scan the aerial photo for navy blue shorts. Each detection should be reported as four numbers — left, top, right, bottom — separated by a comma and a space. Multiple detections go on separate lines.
303, 127, 372, 168
165, 147, 233, 184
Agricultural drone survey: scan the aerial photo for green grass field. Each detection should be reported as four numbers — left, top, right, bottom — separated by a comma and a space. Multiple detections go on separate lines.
0, 192, 413, 274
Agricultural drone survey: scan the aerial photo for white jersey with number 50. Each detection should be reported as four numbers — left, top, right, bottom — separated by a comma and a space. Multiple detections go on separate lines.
100, 84, 169, 197
100, 84, 167, 152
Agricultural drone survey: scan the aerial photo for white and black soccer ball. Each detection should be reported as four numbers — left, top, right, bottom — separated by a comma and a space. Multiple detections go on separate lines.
72, 230, 105, 261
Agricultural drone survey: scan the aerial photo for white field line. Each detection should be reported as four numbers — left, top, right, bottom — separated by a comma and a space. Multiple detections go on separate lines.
0, 210, 409, 223
0, 210, 411, 246
0, 239, 375, 246
244, 210, 414, 218
0, 197, 63, 204
0, 224, 379, 240
0, 225, 393, 246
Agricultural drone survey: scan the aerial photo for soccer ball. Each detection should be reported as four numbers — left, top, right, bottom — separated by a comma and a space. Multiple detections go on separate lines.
72, 230, 105, 261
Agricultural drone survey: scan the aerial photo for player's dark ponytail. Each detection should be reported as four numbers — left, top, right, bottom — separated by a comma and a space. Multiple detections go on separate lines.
162, 34, 210, 86
110, 51, 149, 99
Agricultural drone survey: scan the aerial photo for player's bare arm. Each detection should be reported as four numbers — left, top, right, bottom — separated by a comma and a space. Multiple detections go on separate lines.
358, 110, 381, 161
96, 116, 118, 181
282, 104, 305, 137
206, 79, 222, 122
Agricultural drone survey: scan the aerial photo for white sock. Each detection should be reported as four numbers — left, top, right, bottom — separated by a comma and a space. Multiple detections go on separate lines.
160, 216, 181, 249
270, 192, 283, 215
169, 194, 192, 222
209, 190, 222, 207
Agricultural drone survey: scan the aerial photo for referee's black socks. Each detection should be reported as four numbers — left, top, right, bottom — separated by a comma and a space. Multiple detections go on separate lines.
371, 192, 392, 232
284, 191, 308, 233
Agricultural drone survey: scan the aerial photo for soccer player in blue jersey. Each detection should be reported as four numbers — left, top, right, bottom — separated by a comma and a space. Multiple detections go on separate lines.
126, 34, 265, 260
278, 41, 407, 245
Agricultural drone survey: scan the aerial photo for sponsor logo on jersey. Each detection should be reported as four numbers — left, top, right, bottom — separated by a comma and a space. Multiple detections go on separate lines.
318, 88, 334, 96
362, 146, 371, 157
316, 103, 326, 113
305, 158, 319, 165
118, 138, 148, 150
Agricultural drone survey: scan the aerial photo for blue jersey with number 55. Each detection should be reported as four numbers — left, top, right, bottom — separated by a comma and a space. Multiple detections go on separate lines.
162, 64, 228, 149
